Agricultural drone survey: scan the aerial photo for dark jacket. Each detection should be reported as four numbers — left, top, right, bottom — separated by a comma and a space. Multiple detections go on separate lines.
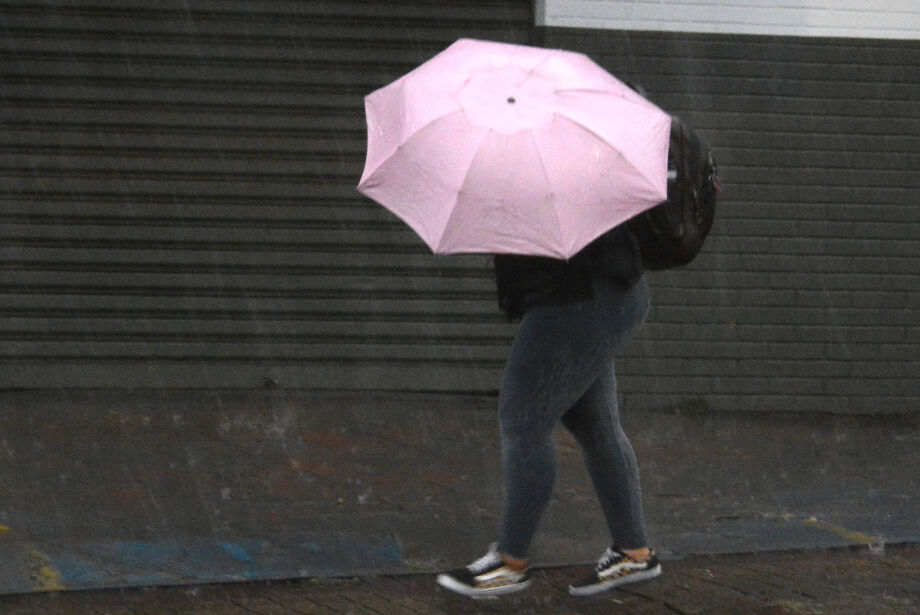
493, 224, 644, 320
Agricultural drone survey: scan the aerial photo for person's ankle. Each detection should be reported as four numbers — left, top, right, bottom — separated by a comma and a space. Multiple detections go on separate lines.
621, 547, 651, 562
500, 552, 529, 571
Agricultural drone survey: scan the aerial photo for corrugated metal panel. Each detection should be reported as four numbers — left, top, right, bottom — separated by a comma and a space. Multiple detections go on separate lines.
0, 0, 533, 390
538, 28, 920, 413
5, 3, 918, 414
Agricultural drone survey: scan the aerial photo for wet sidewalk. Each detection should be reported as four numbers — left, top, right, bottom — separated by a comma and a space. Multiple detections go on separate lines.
0, 390, 917, 608
1, 543, 917, 614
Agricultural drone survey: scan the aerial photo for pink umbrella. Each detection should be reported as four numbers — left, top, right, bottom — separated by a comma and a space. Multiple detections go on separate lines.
357, 38, 671, 260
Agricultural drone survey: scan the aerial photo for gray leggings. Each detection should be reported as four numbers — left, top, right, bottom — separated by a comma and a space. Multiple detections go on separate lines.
497, 275, 651, 559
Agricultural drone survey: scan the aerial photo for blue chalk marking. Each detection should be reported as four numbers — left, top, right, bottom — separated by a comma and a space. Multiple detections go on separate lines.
99, 541, 182, 568
299, 539, 405, 572
220, 542, 254, 563
375, 543, 404, 564
39, 538, 403, 590
48, 555, 103, 585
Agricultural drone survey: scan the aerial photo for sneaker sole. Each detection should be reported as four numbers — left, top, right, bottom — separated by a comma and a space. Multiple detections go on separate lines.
436, 573, 532, 599
568, 563, 662, 597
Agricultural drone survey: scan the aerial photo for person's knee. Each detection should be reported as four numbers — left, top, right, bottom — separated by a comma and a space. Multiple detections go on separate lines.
499, 397, 551, 432
500, 416, 555, 458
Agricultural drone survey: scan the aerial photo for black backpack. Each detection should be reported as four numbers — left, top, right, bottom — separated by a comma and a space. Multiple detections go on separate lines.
628, 116, 721, 270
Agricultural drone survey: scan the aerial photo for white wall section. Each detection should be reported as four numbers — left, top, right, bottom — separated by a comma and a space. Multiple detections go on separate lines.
536, 0, 920, 39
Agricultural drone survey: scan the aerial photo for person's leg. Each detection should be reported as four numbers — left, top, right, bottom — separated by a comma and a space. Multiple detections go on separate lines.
564, 377, 662, 597
494, 308, 577, 559
560, 364, 649, 550
438, 276, 650, 597
497, 276, 650, 559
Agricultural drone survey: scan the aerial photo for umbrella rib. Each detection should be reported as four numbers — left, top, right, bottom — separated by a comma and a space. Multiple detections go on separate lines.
524, 49, 563, 82
557, 87, 644, 101
557, 110, 666, 200
526, 125, 567, 259
361, 88, 467, 187
431, 126, 493, 253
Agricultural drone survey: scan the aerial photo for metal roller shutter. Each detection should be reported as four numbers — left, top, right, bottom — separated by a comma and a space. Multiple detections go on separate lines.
0, 1, 533, 391
537, 28, 920, 413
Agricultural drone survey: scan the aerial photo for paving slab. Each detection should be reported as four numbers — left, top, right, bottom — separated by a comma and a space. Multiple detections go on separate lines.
0, 544, 917, 614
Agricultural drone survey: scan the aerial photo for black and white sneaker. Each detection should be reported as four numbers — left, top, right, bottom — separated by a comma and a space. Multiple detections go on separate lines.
436, 544, 531, 598
569, 546, 662, 597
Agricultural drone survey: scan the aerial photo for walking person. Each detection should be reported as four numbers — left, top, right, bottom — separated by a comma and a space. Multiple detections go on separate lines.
436, 223, 662, 598
355, 38, 719, 599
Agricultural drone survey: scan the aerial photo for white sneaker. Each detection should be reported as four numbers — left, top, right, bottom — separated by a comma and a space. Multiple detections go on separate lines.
436, 544, 532, 599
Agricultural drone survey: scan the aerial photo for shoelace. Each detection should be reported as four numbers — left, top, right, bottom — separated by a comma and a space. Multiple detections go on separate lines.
468, 546, 502, 573
596, 547, 626, 571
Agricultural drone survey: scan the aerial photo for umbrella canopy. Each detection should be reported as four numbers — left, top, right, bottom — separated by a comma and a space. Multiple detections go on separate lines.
357, 38, 671, 259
